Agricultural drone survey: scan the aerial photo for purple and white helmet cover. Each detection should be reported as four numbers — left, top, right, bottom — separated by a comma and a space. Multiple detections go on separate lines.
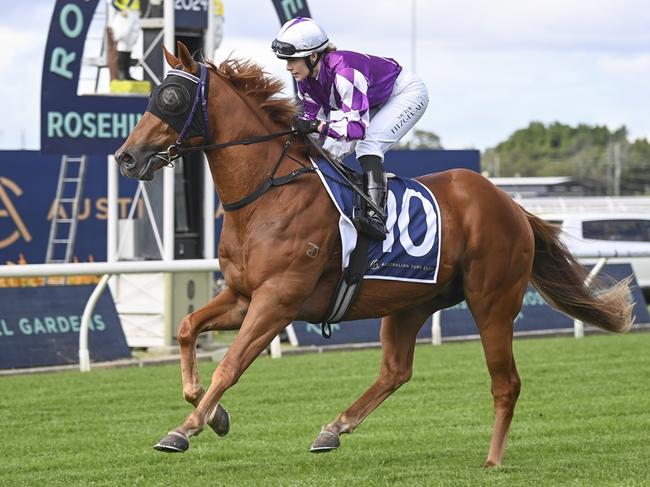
272, 17, 328, 58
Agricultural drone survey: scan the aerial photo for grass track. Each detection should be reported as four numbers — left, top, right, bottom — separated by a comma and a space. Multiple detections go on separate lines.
1, 333, 649, 486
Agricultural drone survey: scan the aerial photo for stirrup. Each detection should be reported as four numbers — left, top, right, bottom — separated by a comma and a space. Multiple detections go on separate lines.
353, 214, 387, 241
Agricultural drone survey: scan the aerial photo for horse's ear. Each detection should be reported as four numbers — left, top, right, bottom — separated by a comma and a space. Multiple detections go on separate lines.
177, 41, 197, 72
163, 45, 180, 68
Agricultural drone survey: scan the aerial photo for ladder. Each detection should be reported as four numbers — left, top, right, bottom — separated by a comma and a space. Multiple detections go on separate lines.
80, 2, 109, 94
46, 155, 88, 265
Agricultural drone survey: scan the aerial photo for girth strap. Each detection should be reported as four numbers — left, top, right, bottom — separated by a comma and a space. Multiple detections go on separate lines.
321, 233, 370, 337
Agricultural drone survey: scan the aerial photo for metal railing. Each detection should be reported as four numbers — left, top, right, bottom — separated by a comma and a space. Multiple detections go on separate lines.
1, 248, 648, 367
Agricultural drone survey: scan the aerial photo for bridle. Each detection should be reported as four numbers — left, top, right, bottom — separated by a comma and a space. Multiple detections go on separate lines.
149, 62, 314, 211
151, 62, 300, 166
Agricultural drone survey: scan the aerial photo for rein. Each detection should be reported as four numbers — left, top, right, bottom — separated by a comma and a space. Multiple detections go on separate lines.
153, 129, 299, 164
150, 62, 318, 212
153, 129, 315, 212
220, 133, 315, 212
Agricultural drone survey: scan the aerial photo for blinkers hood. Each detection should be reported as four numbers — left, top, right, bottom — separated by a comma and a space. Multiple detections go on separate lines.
146, 64, 210, 145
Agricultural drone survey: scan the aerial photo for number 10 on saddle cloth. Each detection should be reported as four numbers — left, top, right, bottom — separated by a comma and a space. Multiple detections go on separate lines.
314, 159, 442, 283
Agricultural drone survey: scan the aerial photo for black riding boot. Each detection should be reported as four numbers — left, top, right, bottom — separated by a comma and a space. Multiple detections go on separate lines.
358, 154, 388, 240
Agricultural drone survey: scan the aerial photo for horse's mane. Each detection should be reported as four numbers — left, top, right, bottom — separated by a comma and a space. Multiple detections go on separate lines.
208, 58, 298, 128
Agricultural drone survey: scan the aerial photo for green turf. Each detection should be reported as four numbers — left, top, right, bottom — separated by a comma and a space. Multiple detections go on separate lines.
1, 333, 649, 486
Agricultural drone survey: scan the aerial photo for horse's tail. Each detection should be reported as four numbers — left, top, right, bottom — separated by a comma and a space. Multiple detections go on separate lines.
525, 210, 634, 333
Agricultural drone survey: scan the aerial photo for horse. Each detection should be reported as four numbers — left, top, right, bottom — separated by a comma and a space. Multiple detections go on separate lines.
114, 43, 634, 466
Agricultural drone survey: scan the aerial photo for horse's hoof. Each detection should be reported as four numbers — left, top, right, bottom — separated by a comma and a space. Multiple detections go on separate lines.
207, 403, 231, 437
153, 431, 189, 453
310, 430, 340, 453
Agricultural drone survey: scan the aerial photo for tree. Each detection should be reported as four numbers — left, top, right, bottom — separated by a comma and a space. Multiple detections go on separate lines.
395, 129, 443, 150
483, 121, 650, 195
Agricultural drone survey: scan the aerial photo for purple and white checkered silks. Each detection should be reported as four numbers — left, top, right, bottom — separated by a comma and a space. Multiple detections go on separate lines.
298, 50, 402, 141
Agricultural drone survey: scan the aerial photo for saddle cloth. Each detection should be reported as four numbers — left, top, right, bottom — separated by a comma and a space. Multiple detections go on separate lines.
313, 159, 442, 283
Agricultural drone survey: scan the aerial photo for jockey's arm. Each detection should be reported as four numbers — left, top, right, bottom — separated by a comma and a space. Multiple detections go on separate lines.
323, 67, 370, 142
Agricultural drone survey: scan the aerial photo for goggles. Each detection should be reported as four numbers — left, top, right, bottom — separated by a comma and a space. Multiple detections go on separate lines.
271, 38, 328, 57
271, 39, 299, 56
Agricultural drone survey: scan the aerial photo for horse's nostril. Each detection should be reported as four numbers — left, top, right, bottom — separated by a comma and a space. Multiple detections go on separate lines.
118, 151, 134, 167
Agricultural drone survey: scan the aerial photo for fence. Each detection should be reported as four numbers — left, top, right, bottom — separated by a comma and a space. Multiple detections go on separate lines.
1, 248, 648, 368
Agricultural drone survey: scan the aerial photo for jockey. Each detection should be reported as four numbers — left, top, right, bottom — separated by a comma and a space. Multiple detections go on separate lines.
272, 17, 429, 240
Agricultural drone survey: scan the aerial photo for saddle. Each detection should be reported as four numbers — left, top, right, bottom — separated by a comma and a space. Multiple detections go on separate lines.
309, 140, 442, 338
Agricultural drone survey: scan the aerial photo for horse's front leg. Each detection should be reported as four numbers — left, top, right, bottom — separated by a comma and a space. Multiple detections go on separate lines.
177, 286, 249, 406
155, 289, 296, 453
177, 287, 249, 437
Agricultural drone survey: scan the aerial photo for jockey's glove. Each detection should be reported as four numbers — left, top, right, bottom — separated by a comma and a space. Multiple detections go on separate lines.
293, 117, 321, 135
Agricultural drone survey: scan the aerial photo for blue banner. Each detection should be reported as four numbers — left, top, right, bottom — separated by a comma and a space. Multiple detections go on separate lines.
359, 149, 481, 177
41, 0, 148, 154
0, 150, 478, 266
292, 264, 649, 346
0, 285, 130, 369
175, 0, 209, 28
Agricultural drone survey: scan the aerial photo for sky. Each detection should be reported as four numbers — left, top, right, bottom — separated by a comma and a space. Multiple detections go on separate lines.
1, 0, 649, 151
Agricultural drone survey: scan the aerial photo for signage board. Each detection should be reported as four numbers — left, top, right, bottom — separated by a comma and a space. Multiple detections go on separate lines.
376, 149, 480, 177
41, 0, 148, 154
0, 150, 478, 265
175, 0, 209, 28
0, 285, 130, 369
0, 151, 138, 265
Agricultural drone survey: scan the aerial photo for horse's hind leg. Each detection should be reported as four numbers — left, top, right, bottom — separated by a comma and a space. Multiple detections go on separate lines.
176, 286, 249, 436
311, 306, 430, 452
465, 273, 527, 467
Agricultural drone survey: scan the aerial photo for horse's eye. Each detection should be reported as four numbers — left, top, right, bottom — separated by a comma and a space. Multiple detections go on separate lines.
157, 84, 189, 115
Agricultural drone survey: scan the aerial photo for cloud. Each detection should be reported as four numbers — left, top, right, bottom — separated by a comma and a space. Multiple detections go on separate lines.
2, 0, 650, 150
0, 1, 53, 148
231, 0, 650, 52
0, 28, 41, 65
598, 54, 650, 74
0, 24, 48, 149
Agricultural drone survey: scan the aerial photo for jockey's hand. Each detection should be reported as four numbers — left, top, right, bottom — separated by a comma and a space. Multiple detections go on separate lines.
293, 117, 321, 135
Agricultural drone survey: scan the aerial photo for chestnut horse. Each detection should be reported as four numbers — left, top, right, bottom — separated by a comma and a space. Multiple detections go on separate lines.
115, 43, 633, 466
